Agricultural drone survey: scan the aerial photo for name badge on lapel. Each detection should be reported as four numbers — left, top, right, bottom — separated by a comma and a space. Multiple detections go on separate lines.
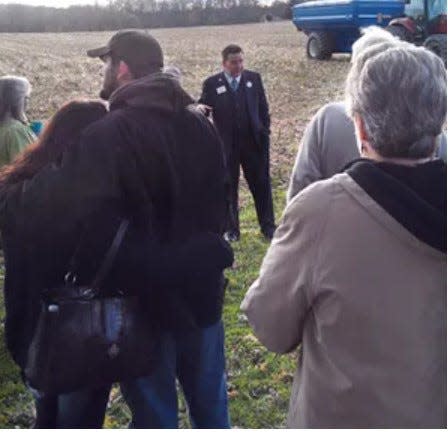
216, 85, 227, 95
246, 81, 253, 88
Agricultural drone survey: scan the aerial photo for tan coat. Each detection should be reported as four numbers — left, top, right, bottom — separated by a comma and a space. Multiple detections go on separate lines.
241, 173, 447, 428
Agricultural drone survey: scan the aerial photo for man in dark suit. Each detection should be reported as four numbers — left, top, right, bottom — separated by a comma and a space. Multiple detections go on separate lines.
198, 45, 276, 241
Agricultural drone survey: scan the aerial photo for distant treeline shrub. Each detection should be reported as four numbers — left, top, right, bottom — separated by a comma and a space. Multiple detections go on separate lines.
0, 0, 293, 33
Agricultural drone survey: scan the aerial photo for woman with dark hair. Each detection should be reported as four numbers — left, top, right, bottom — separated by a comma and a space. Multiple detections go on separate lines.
0, 100, 107, 192
0, 100, 108, 427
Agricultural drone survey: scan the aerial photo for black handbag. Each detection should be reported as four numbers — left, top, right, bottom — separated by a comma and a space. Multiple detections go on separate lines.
25, 220, 160, 395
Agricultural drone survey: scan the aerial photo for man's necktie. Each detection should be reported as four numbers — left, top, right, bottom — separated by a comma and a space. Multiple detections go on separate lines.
231, 77, 239, 92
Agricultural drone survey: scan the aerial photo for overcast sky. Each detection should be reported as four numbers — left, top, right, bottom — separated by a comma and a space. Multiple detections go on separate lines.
0, 0, 108, 6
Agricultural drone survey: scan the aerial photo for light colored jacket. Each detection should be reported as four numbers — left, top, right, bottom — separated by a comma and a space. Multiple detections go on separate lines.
287, 102, 358, 202
287, 102, 447, 203
242, 173, 446, 428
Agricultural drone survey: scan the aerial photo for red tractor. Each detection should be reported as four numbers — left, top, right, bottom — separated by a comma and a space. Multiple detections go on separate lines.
387, 0, 447, 64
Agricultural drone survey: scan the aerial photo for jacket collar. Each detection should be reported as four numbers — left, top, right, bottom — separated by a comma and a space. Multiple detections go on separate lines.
223, 70, 242, 85
219, 71, 247, 91
109, 72, 194, 114
344, 158, 446, 253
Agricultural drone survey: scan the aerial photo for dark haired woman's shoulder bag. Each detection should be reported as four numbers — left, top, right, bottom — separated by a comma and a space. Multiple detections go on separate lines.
25, 220, 159, 395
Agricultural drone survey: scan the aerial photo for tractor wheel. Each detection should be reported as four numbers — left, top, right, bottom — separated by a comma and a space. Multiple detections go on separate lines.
386, 25, 413, 42
306, 32, 333, 60
424, 34, 447, 67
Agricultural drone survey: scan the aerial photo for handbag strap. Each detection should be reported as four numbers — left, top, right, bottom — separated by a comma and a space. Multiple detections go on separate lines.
64, 219, 130, 293
90, 219, 130, 290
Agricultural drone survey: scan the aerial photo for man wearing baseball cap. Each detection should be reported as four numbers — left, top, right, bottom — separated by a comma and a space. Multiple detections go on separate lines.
87, 30, 164, 100
8, 30, 231, 428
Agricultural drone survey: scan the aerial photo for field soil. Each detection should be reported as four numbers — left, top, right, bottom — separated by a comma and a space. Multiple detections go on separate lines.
0, 21, 350, 428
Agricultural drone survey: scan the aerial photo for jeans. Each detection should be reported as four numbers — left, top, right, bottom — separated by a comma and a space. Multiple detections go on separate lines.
120, 320, 230, 428
32, 321, 229, 428
33, 385, 110, 428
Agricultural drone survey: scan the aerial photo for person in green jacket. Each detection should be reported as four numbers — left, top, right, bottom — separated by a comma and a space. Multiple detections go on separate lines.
0, 76, 36, 167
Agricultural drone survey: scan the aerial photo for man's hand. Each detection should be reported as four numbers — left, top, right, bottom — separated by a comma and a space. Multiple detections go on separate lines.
196, 104, 213, 117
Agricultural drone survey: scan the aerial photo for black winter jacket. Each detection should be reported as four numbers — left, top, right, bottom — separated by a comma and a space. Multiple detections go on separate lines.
0, 73, 232, 369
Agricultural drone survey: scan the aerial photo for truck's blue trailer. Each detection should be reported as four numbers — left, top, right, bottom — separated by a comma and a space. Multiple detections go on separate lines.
292, 0, 405, 59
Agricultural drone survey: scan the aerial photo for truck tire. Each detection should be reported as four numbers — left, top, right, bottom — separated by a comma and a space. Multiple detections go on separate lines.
424, 34, 447, 67
386, 25, 413, 42
306, 32, 333, 60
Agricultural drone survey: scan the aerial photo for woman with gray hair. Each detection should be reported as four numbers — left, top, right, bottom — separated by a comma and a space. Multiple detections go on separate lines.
287, 26, 447, 201
242, 38, 446, 427
0, 76, 36, 167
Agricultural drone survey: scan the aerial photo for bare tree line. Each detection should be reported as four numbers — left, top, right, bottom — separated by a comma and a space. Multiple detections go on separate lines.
0, 0, 294, 33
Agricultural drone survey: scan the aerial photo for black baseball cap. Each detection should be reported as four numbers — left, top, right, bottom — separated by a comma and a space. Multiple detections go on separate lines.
87, 30, 164, 71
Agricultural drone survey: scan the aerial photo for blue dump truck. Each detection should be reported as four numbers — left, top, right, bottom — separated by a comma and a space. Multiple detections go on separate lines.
292, 0, 405, 59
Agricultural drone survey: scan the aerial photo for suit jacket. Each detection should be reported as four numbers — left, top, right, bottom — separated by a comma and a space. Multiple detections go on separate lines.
199, 69, 270, 149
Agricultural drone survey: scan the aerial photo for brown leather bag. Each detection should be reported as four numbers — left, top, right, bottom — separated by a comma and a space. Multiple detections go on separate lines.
25, 220, 160, 395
